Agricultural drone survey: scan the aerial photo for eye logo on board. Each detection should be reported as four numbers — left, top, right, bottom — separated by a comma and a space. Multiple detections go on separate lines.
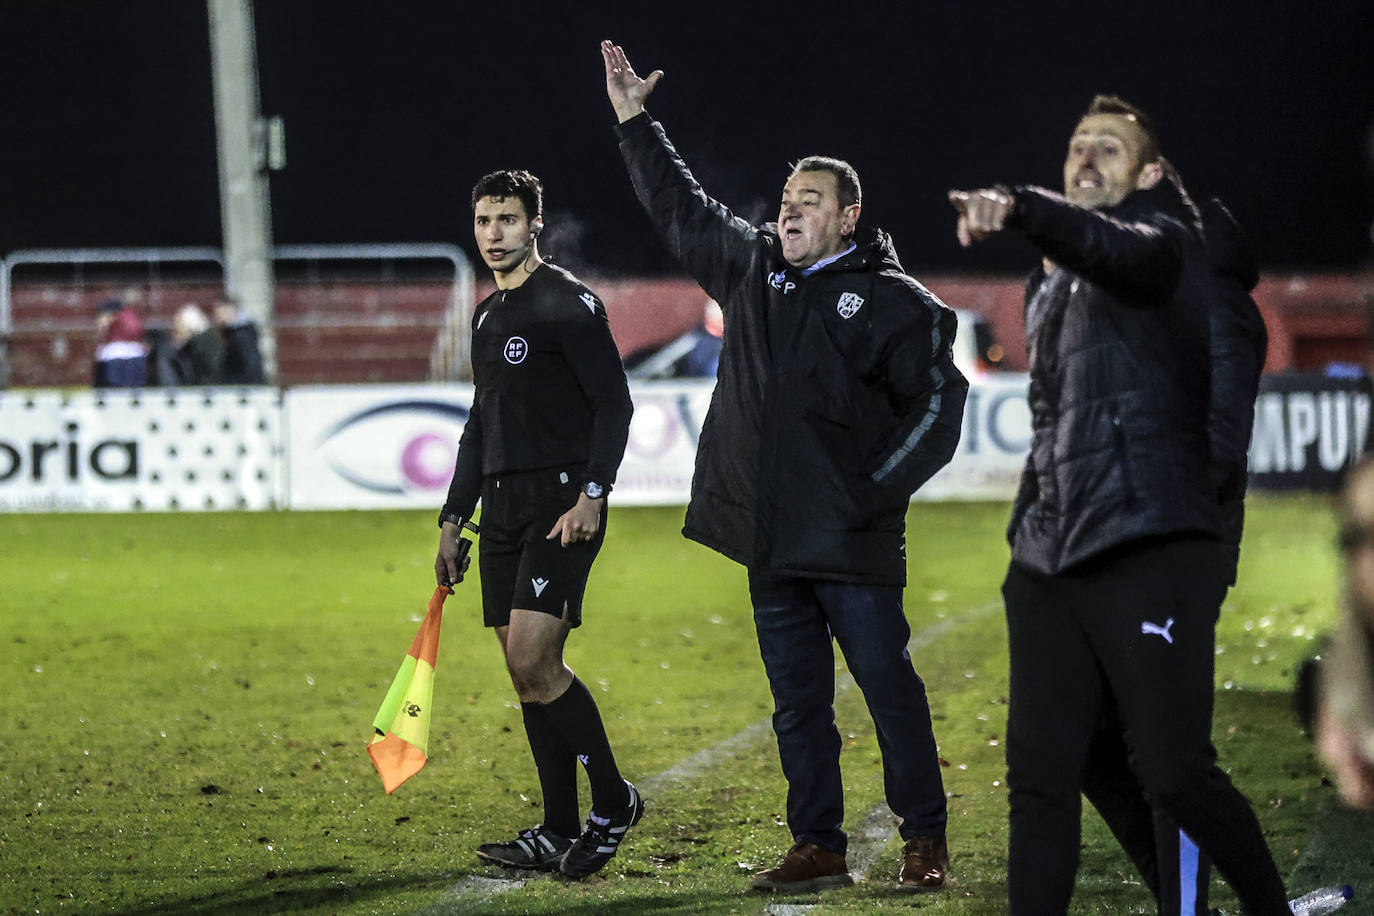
318, 400, 468, 494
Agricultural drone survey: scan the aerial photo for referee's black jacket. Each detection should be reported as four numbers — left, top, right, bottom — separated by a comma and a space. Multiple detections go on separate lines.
441, 263, 633, 520
617, 113, 967, 586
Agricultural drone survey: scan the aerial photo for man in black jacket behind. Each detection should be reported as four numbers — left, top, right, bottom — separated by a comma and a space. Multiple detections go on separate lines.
1067, 187, 1272, 916
950, 97, 1291, 915
601, 41, 968, 893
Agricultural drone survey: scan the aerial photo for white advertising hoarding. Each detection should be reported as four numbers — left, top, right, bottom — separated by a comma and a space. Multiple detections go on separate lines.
283, 381, 720, 510
0, 388, 282, 512
283, 377, 1031, 511
920, 373, 1031, 500
285, 384, 475, 510
10, 371, 1371, 513
0, 377, 1034, 513
611, 381, 715, 506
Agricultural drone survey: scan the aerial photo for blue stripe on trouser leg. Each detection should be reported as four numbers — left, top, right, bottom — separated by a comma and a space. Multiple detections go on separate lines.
1179, 828, 1200, 914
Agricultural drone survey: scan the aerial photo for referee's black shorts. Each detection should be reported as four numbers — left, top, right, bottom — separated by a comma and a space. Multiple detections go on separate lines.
476, 467, 606, 629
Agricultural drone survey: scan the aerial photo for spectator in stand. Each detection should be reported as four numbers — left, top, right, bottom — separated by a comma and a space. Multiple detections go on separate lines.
214, 298, 266, 384
626, 299, 724, 379
682, 300, 724, 377
144, 325, 179, 387
93, 298, 148, 388
171, 303, 225, 385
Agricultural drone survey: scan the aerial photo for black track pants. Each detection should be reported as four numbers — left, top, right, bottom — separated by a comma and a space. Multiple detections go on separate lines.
1003, 537, 1290, 916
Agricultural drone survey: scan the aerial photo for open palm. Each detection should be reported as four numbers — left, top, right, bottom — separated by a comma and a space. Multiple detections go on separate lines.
601, 40, 662, 124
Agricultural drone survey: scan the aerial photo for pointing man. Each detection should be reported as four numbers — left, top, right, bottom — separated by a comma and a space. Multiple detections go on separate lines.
950, 96, 1292, 915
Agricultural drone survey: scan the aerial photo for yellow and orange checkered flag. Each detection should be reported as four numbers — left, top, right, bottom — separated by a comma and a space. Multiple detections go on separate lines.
368, 587, 447, 793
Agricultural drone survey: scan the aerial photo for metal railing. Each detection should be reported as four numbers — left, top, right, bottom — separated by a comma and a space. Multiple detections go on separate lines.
0, 243, 475, 386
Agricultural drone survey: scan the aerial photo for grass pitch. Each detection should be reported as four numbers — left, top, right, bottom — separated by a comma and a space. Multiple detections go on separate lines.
0, 495, 1365, 915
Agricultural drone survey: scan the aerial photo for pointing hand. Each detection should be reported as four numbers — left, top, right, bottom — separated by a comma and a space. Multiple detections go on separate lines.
948, 188, 1014, 248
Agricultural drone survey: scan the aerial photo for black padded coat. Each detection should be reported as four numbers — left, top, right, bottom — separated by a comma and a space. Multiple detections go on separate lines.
1006, 179, 1222, 575
617, 113, 967, 585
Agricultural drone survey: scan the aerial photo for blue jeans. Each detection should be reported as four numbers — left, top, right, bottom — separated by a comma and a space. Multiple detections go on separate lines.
748, 570, 947, 854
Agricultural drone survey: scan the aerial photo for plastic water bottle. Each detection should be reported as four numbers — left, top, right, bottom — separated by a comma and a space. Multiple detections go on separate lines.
1289, 885, 1354, 915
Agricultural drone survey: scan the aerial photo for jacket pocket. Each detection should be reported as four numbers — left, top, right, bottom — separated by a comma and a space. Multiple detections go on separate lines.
802, 408, 888, 525
1109, 403, 1138, 506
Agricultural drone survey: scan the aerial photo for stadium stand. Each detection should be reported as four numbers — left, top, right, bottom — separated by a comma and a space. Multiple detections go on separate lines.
2, 247, 1369, 388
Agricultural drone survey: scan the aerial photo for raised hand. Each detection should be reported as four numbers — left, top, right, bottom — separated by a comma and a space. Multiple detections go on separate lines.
948, 188, 1015, 248
601, 39, 663, 124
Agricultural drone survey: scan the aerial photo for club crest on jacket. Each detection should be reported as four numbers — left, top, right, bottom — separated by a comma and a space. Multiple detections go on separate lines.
836, 292, 865, 319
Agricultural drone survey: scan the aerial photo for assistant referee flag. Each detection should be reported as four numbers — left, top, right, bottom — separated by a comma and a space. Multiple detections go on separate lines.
368, 587, 447, 793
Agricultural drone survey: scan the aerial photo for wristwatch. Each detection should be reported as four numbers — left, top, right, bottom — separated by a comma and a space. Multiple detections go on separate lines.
438, 512, 480, 534
582, 481, 605, 500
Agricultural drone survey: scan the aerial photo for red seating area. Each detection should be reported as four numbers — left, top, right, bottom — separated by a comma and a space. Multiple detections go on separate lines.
1252, 275, 1374, 372
478, 275, 714, 361
272, 282, 453, 384
913, 273, 1374, 375
6, 279, 455, 387
6, 272, 1370, 388
5, 274, 716, 389
8, 282, 222, 388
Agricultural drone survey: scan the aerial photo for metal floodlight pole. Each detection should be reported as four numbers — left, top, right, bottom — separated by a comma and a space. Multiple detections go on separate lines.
207, 0, 277, 381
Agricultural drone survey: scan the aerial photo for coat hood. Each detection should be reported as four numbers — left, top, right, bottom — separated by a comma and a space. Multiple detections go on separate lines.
1113, 175, 1202, 236
762, 224, 904, 275
845, 225, 904, 273
1200, 197, 1260, 292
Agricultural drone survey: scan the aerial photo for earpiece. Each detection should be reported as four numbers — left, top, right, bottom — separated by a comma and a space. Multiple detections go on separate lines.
530, 220, 543, 239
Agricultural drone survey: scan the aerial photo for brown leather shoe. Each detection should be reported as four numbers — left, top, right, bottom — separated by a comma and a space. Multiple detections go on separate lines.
750, 842, 854, 892
897, 835, 948, 891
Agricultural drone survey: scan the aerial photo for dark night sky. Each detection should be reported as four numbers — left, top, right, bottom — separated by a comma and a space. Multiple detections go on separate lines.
3, 1, 1373, 277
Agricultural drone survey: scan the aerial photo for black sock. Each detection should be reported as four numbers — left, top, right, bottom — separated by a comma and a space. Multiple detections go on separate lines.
542, 676, 630, 815
520, 701, 580, 838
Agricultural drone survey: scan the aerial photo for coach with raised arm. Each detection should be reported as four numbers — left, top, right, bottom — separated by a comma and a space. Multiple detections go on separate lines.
601, 40, 967, 894
950, 96, 1292, 915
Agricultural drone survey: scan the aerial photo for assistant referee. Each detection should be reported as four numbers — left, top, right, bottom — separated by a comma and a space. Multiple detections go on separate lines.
435, 169, 640, 878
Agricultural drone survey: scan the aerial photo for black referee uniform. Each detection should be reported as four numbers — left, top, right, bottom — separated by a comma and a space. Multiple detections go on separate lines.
440, 258, 640, 866
441, 262, 633, 626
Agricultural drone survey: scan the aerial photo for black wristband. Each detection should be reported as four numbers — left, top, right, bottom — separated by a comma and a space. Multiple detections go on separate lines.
438, 511, 464, 529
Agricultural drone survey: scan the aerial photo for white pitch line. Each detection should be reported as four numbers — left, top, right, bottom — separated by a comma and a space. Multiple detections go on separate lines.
644, 601, 1001, 800
429, 599, 1001, 913
443, 875, 527, 896
842, 602, 1002, 885
638, 719, 776, 797
845, 799, 903, 880
760, 601, 1003, 915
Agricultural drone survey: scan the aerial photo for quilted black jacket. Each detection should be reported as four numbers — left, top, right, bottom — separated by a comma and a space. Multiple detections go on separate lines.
1006, 179, 1221, 574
